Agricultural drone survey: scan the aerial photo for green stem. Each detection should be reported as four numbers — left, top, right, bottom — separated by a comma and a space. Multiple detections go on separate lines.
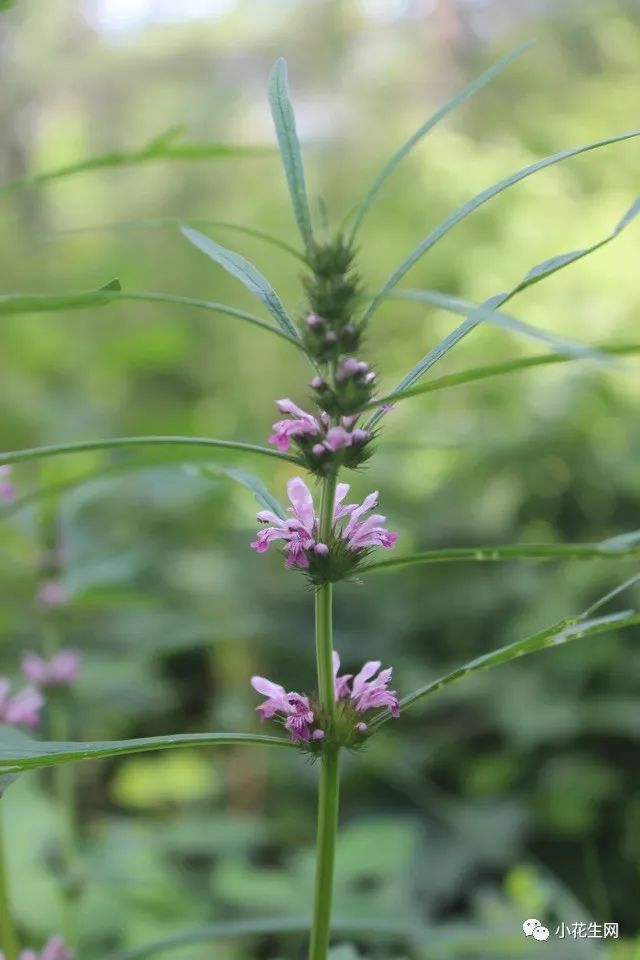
0, 807, 19, 960
309, 473, 340, 960
308, 748, 341, 960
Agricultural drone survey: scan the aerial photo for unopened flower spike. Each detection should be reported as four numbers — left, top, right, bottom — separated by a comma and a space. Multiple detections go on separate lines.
301, 237, 363, 363
251, 476, 397, 583
0, 678, 44, 729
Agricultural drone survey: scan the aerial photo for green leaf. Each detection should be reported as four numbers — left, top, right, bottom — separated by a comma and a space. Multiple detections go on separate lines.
0, 281, 122, 315
0, 286, 301, 345
58, 218, 305, 262
363, 129, 640, 322
365, 200, 640, 427
1, 458, 280, 521
348, 42, 532, 240
0, 437, 300, 468
511, 196, 640, 294
186, 464, 287, 519
377, 288, 606, 360
0, 732, 295, 774
268, 58, 314, 251
0, 727, 33, 795
370, 610, 640, 730
365, 298, 503, 430
181, 226, 299, 340
369, 343, 640, 406
0, 131, 271, 194
361, 539, 640, 574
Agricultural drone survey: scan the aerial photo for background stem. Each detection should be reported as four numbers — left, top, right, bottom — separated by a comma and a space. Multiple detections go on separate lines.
41, 635, 80, 948
0, 807, 19, 960
309, 473, 340, 960
49, 693, 80, 948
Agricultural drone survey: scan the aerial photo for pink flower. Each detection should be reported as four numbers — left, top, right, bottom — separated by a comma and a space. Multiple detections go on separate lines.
22, 650, 82, 688
250, 477, 319, 569
3, 935, 74, 960
251, 676, 316, 742
340, 491, 399, 551
251, 478, 397, 572
267, 401, 370, 459
333, 651, 400, 718
0, 679, 44, 729
38, 581, 70, 609
268, 399, 320, 453
0, 465, 14, 502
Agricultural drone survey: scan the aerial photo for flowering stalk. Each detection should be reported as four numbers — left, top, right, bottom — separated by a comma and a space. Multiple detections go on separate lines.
37, 627, 81, 950
34, 510, 82, 951
309, 473, 339, 960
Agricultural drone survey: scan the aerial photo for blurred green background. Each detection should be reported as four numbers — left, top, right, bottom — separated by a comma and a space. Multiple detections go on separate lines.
1, 0, 639, 957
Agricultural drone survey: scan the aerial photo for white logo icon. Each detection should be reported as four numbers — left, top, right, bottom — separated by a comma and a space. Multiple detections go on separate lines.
523, 919, 550, 942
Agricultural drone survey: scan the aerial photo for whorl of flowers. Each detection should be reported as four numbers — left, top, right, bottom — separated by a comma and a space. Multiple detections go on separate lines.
0, 465, 14, 502
22, 650, 82, 689
0, 678, 44, 729
0, 935, 73, 960
268, 399, 373, 473
251, 650, 399, 748
251, 476, 397, 583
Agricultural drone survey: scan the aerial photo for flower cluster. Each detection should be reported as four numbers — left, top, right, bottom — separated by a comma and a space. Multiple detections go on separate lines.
310, 356, 377, 418
0, 935, 73, 960
0, 678, 44, 729
0, 465, 14, 502
37, 581, 70, 609
251, 651, 399, 747
333, 652, 400, 722
22, 650, 82, 689
250, 677, 324, 744
268, 399, 372, 473
251, 476, 397, 583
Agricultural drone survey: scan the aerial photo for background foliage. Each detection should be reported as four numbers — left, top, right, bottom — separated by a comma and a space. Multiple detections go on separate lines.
1, 1, 639, 957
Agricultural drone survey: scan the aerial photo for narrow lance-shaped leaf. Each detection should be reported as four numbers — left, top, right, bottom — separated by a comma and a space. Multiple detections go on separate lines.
365, 292, 510, 429
348, 41, 532, 240
375, 288, 606, 361
268, 58, 314, 251
185, 464, 287, 519
365, 199, 639, 427
102, 916, 433, 960
510, 196, 640, 294
363, 130, 640, 322
370, 609, 640, 730
0, 436, 300, 468
0, 731, 295, 774
1, 460, 284, 522
361, 538, 640, 573
0, 278, 122, 315
0, 284, 300, 345
0, 127, 271, 194
369, 343, 640, 406
58, 217, 305, 262
181, 226, 300, 341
